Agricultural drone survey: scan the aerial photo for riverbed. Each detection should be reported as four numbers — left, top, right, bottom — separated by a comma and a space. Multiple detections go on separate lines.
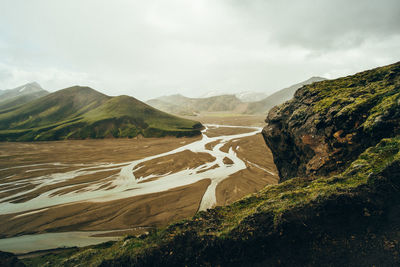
0, 124, 278, 253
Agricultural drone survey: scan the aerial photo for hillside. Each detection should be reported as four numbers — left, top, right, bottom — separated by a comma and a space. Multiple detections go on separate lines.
146, 98, 197, 116
0, 82, 48, 112
201, 90, 268, 102
20, 63, 400, 266
147, 78, 326, 116
146, 94, 246, 115
244, 77, 327, 114
235, 91, 268, 102
0, 86, 202, 141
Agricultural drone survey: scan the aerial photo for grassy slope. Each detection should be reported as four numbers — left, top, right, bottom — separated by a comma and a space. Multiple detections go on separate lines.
308, 63, 400, 132
24, 63, 400, 266
0, 87, 202, 141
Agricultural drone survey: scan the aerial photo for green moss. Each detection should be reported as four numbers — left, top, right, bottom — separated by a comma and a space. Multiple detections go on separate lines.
307, 63, 399, 121
363, 91, 400, 130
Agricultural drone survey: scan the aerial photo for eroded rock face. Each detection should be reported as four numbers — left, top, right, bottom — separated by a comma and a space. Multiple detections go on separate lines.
263, 62, 400, 181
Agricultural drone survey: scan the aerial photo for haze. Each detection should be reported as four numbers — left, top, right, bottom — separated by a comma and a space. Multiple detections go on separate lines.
0, 0, 399, 100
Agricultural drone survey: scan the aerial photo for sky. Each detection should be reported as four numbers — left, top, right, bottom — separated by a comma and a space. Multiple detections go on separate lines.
0, 0, 399, 101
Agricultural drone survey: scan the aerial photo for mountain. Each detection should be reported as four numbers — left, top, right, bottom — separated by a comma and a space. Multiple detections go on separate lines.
0, 86, 202, 141
146, 98, 196, 116
0, 82, 45, 100
244, 76, 327, 114
23, 62, 400, 266
200, 90, 268, 102
148, 78, 326, 116
235, 91, 269, 102
147, 94, 246, 115
0, 82, 49, 112
200, 89, 229, 98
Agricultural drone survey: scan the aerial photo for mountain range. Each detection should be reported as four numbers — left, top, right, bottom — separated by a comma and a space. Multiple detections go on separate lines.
147, 77, 326, 115
200, 90, 268, 102
0, 82, 49, 113
0, 86, 202, 141
147, 94, 247, 115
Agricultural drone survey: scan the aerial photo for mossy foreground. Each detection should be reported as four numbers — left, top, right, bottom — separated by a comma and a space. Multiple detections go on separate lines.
0, 87, 202, 141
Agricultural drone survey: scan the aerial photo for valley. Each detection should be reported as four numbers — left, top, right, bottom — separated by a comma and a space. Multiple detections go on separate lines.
0, 116, 278, 253
1, 1, 398, 265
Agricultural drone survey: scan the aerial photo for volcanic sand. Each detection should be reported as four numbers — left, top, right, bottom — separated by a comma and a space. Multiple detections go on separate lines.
216, 133, 278, 205
0, 179, 210, 238
0, 115, 278, 239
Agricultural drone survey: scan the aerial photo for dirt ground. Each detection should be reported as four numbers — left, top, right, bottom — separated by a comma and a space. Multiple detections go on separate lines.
134, 150, 215, 179
216, 133, 278, 205
204, 126, 255, 138
0, 115, 278, 238
0, 179, 211, 238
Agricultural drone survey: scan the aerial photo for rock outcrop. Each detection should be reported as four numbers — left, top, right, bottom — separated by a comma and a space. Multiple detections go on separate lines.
263, 62, 400, 181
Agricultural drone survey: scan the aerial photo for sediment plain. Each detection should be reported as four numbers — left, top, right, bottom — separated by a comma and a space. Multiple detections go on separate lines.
0, 115, 278, 253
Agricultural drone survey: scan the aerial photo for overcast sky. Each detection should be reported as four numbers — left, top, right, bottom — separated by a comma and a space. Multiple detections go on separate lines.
0, 0, 399, 100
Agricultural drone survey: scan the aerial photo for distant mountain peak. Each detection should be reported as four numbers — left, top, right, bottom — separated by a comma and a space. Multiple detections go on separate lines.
28, 81, 42, 87
236, 91, 269, 102
304, 76, 327, 83
13, 82, 44, 93
0, 82, 49, 112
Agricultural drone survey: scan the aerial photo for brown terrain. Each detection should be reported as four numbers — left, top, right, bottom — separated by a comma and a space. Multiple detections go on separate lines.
216, 133, 278, 205
0, 180, 211, 238
0, 115, 278, 240
134, 150, 215, 179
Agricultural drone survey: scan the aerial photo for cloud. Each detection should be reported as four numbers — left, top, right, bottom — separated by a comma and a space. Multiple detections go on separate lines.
0, 62, 94, 91
229, 0, 400, 51
0, 0, 399, 100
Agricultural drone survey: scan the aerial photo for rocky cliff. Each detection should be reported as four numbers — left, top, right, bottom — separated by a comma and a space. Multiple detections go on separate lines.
263, 62, 400, 181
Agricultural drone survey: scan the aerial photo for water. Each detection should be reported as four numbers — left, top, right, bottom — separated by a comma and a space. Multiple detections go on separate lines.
0, 231, 120, 254
1, 124, 262, 215
0, 125, 266, 253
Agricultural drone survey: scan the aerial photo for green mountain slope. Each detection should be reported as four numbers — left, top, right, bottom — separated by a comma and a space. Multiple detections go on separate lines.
0, 86, 202, 141
244, 77, 327, 114
21, 62, 400, 266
